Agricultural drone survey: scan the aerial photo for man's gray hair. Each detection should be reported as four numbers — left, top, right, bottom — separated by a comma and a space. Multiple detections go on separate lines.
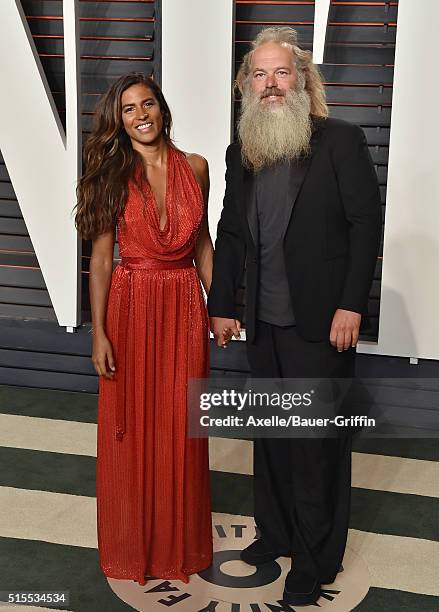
236, 26, 328, 118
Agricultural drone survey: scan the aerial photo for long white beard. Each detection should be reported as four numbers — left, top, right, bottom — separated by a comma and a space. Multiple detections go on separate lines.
238, 87, 312, 172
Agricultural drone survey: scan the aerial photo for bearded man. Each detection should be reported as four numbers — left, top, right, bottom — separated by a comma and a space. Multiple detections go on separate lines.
208, 26, 382, 606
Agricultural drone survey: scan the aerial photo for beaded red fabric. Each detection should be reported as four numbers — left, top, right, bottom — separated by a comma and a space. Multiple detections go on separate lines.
96, 146, 212, 585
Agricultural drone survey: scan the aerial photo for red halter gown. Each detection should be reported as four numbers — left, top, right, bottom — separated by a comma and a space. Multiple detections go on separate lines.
96, 146, 212, 585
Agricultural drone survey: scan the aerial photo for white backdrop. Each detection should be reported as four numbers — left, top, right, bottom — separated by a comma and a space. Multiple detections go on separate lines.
357, 0, 439, 360
1, 0, 438, 360
0, 0, 81, 328
161, 0, 235, 243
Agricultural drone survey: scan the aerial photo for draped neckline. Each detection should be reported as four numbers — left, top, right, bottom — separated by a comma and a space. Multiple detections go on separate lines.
136, 145, 175, 235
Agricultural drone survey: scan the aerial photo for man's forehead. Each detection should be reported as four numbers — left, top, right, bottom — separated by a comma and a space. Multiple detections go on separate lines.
251, 42, 294, 69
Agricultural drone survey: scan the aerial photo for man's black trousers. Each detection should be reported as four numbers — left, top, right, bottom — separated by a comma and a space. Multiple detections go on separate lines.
246, 320, 355, 580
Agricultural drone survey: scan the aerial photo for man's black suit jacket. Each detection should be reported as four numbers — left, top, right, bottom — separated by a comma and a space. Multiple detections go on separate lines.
208, 117, 382, 344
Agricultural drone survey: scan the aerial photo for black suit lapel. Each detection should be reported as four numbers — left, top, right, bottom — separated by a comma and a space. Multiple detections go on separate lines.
243, 168, 259, 247
282, 124, 324, 238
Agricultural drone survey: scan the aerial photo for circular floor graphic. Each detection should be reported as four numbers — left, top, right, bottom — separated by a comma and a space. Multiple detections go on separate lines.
108, 513, 370, 611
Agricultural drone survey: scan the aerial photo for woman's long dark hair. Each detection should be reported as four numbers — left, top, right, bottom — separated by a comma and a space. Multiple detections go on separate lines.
74, 73, 173, 240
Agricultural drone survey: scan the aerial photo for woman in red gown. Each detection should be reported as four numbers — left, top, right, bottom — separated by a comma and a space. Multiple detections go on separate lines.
75, 73, 213, 584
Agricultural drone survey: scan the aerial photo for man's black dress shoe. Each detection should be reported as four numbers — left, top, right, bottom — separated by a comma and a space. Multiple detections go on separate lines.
240, 539, 286, 566
282, 569, 320, 606
321, 564, 344, 584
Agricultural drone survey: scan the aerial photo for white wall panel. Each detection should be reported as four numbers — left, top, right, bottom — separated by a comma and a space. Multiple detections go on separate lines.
161, 0, 234, 241
313, 0, 330, 64
0, 0, 81, 327
358, 0, 439, 360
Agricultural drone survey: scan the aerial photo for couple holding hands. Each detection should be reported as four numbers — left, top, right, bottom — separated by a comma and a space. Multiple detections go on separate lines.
75, 27, 381, 606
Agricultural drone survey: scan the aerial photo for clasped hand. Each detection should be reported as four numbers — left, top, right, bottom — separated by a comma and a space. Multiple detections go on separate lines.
210, 317, 241, 348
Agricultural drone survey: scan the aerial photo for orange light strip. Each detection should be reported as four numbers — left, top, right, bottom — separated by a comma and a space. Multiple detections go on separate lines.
333, 1, 397, 4
0, 250, 34, 255
324, 62, 394, 67
236, 1, 397, 5
80, 0, 154, 3
326, 82, 393, 87
324, 62, 394, 68
236, 19, 313, 24
327, 102, 391, 107
0, 264, 40, 270
81, 0, 154, 2
80, 36, 153, 41
33, 34, 63, 39
38, 54, 152, 61
82, 55, 152, 61
236, 20, 396, 26
26, 16, 154, 23
329, 22, 397, 26
234, 99, 391, 108
25, 15, 63, 20
234, 42, 394, 48
33, 34, 152, 42
323, 81, 392, 86
236, 1, 314, 4
80, 17, 154, 22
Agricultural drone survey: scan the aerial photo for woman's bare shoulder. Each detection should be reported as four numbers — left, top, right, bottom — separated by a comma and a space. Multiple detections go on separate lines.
184, 152, 209, 175
184, 152, 209, 199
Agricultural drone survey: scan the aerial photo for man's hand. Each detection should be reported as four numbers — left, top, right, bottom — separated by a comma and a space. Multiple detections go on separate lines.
329, 309, 362, 352
210, 317, 241, 348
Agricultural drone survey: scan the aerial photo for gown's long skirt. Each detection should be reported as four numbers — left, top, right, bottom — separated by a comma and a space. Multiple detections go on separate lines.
96, 262, 212, 585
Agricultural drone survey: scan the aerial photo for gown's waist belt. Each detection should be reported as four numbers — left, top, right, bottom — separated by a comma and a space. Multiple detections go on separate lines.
120, 255, 194, 270
114, 254, 195, 441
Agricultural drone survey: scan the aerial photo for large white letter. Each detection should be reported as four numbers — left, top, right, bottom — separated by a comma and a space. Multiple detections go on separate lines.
0, 0, 81, 327
313, 0, 330, 64
161, 0, 234, 240
358, 0, 439, 360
